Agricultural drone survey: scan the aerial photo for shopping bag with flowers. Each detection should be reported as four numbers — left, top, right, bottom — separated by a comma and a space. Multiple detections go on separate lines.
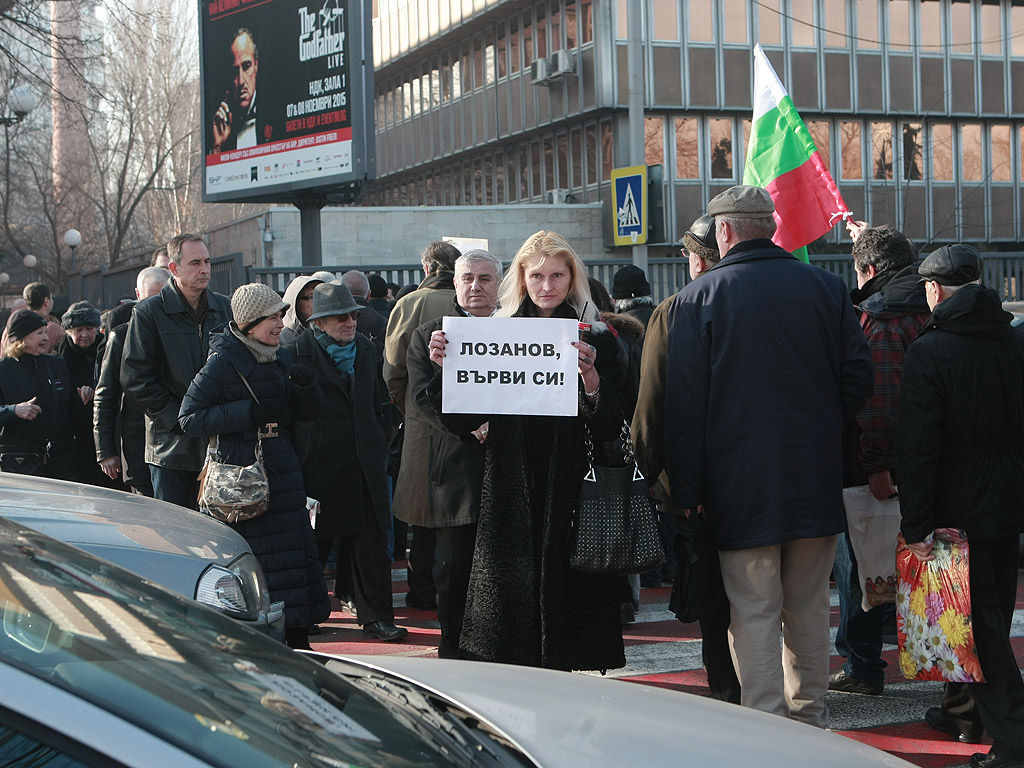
896, 528, 984, 682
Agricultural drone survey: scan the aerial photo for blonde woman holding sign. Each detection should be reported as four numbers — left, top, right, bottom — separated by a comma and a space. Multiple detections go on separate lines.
426, 230, 628, 672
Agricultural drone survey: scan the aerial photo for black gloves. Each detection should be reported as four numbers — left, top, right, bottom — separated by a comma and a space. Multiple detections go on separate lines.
251, 400, 279, 427
289, 364, 314, 387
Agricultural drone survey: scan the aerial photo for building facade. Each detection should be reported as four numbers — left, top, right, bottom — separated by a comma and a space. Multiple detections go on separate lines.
367, 0, 1024, 250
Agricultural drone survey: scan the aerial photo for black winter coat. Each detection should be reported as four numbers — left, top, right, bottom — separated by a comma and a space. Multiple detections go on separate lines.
178, 328, 330, 629
122, 281, 231, 471
896, 285, 1024, 543
0, 353, 79, 479
93, 322, 149, 490
284, 330, 391, 539
59, 334, 114, 487
354, 297, 387, 356
665, 239, 874, 550
429, 316, 628, 672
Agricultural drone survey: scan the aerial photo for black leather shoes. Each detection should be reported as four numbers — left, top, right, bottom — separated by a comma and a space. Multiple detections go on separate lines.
363, 620, 409, 642
970, 751, 1024, 768
827, 670, 884, 696
925, 707, 984, 744
404, 594, 437, 611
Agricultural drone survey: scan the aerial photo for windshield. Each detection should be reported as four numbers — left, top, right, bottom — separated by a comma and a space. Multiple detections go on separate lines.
0, 519, 479, 768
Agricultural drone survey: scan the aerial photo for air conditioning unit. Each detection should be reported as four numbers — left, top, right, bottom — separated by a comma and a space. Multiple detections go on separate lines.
550, 49, 576, 77
546, 189, 571, 204
530, 57, 552, 85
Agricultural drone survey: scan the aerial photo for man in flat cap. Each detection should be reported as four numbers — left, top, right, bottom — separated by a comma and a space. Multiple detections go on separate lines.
663, 185, 873, 727
896, 245, 1024, 768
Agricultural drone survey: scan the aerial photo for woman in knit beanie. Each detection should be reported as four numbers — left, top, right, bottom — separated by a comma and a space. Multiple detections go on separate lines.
179, 283, 330, 650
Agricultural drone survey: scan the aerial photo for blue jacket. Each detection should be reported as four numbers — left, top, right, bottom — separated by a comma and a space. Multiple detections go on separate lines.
179, 328, 329, 628
665, 239, 873, 550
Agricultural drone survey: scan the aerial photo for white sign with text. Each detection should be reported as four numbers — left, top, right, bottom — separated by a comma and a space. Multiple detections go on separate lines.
441, 317, 579, 416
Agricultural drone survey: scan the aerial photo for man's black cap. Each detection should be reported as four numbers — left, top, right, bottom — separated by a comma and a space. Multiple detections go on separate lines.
918, 244, 981, 286
680, 214, 717, 250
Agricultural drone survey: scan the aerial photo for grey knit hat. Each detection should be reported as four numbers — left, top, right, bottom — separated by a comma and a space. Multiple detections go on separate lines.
61, 300, 101, 330
308, 282, 361, 321
231, 283, 289, 332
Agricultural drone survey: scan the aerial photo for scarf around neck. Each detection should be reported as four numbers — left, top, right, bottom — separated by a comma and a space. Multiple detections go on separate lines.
230, 323, 278, 364
315, 328, 356, 375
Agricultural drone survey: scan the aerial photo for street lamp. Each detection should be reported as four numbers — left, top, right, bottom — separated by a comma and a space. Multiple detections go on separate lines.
0, 272, 9, 307
64, 229, 82, 272
22, 254, 37, 269
1, 85, 36, 126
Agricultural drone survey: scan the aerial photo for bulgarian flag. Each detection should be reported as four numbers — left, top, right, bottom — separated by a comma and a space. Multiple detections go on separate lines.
743, 44, 850, 262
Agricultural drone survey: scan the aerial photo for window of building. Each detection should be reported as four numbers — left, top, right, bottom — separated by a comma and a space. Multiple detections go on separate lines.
581, 0, 593, 43
461, 43, 472, 93
463, 0, 474, 21
807, 120, 831, 171
506, 151, 518, 202
616, 0, 627, 38
902, 122, 923, 180
531, 140, 542, 197
645, 117, 665, 166
653, 0, 679, 41
430, 68, 441, 108
411, 77, 421, 116
496, 26, 508, 80
888, 0, 911, 50
932, 122, 954, 180
823, 0, 847, 48
601, 121, 614, 181
571, 128, 583, 188
724, 0, 747, 44
473, 37, 484, 89
950, 0, 974, 55
688, 0, 714, 43
961, 123, 983, 181
402, 81, 412, 119
857, 0, 879, 48
557, 133, 569, 188
566, 0, 578, 48
790, 0, 815, 47
551, 4, 562, 50
523, 17, 535, 65
919, 0, 941, 51
742, 118, 751, 159
586, 123, 598, 186
484, 30, 496, 85
544, 136, 555, 192
757, 0, 781, 46
991, 124, 1012, 181
675, 117, 699, 178
871, 122, 893, 180
1014, 1, 1024, 57
509, 17, 521, 73
519, 143, 531, 198
709, 118, 733, 179
840, 120, 863, 179
980, 0, 1001, 55
536, 5, 548, 59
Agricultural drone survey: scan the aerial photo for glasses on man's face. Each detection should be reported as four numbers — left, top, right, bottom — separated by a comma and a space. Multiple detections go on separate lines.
336, 311, 360, 322
679, 246, 691, 258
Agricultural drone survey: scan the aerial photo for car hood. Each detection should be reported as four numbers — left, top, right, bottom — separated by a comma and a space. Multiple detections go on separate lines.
336, 656, 914, 768
0, 474, 247, 569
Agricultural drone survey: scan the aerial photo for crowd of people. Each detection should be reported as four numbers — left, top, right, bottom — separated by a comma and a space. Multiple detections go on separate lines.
0, 186, 1022, 767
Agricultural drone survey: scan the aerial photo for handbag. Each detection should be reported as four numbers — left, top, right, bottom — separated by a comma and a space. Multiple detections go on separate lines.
0, 440, 51, 476
843, 485, 901, 611
895, 528, 984, 683
567, 421, 665, 575
196, 365, 270, 524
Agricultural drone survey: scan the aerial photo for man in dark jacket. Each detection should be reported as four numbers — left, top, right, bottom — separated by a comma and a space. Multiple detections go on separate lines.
285, 282, 407, 642
367, 273, 392, 319
121, 234, 231, 509
665, 186, 873, 728
94, 267, 170, 496
341, 270, 387, 355
407, 248, 500, 658
830, 225, 930, 697
897, 244, 1024, 768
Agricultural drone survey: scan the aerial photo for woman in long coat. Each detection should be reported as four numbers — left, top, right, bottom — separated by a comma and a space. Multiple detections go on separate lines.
179, 283, 330, 649
427, 230, 629, 672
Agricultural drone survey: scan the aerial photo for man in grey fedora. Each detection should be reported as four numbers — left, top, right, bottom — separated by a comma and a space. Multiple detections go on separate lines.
285, 282, 408, 642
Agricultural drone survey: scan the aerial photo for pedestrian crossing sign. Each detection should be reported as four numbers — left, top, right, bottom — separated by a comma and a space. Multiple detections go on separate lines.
611, 165, 648, 246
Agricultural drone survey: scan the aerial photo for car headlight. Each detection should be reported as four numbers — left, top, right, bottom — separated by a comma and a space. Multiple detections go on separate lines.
195, 553, 266, 621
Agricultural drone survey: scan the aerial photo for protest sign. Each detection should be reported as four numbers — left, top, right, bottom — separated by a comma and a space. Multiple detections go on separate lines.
441, 317, 579, 416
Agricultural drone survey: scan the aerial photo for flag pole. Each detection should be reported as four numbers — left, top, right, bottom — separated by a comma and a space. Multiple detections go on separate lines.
627, 0, 648, 273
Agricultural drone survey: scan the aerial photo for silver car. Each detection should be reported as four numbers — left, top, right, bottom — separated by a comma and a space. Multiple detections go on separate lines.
0, 516, 914, 768
0, 473, 283, 635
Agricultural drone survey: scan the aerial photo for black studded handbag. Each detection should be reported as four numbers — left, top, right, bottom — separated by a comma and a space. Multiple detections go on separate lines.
567, 421, 665, 575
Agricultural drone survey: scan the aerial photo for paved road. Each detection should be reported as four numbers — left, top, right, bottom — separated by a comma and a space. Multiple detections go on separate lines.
310, 564, 1024, 768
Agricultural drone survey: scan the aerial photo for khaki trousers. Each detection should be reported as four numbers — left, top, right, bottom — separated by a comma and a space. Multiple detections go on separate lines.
718, 535, 837, 728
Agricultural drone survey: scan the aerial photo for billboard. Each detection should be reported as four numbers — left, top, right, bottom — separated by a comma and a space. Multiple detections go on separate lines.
199, 0, 374, 204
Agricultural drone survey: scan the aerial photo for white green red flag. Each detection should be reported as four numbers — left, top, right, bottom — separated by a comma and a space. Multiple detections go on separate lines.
743, 44, 850, 261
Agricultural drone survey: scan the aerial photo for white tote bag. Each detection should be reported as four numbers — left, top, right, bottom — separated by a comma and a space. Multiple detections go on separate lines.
842, 485, 902, 612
